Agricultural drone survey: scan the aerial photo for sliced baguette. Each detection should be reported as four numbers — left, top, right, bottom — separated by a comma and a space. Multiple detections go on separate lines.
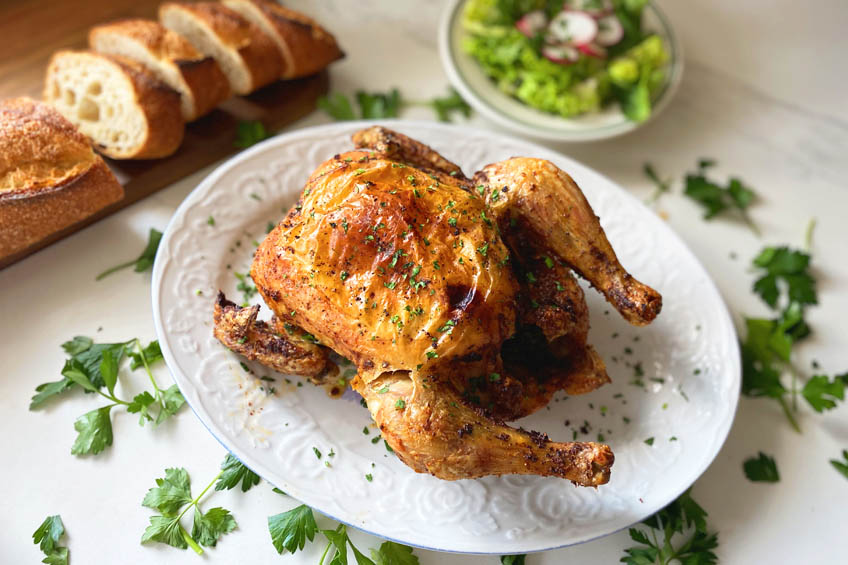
159, 2, 283, 95
44, 50, 184, 160
221, 0, 343, 79
89, 19, 230, 121
0, 97, 124, 262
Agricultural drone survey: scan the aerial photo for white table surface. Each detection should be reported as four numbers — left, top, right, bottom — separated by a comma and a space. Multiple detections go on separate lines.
3, 1, 847, 563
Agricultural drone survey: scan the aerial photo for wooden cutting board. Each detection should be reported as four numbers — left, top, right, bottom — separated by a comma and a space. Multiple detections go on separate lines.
0, 0, 330, 269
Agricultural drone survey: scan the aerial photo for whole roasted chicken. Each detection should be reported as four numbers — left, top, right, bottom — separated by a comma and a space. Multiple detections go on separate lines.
214, 127, 661, 487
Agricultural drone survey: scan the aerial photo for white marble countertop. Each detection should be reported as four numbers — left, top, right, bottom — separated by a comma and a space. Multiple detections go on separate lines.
3, 1, 847, 563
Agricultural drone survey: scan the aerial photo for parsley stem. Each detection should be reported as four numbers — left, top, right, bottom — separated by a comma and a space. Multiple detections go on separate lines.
180, 524, 203, 555
778, 396, 801, 433
318, 538, 332, 565
741, 211, 761, 237
804, 218, 816, 251
134, 339, 163, 403
95, 259, 136, 281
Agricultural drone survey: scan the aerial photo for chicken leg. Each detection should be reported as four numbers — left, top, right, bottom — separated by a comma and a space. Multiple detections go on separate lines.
476, 158, 662, 326
355, 370, 614, 486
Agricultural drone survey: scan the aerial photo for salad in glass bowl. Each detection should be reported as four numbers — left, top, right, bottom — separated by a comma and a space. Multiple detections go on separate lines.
439, 0, 681, 141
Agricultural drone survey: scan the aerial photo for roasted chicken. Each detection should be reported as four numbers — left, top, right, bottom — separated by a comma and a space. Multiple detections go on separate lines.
214, 127, 661, 486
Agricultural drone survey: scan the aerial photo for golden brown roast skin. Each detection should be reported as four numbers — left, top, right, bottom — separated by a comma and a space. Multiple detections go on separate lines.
251, 150, 518, 385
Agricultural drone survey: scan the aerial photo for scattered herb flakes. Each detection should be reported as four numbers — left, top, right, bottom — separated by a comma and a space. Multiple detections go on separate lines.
365, 473, 373, 482
644, 437, 655, 446
743, 452, 780, 483
312, 447, 322, 459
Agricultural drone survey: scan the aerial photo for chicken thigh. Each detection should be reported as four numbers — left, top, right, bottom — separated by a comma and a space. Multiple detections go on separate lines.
214, 127, 661, 486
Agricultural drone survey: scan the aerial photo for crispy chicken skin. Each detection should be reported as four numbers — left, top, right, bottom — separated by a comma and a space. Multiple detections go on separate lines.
213, 127, 662, 486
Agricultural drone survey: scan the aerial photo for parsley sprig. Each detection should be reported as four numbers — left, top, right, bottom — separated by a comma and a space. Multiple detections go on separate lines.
141, 454, 257, 555
33, 515, 69, 565
501, 556, 526, 565
683, 160, 759, 235
318, 87, 471, 123
740, 221, 846, 432
30, 337, 185, 455
621, 489, 718, 565
268, 504, 419, 564
96, 228, 162, 280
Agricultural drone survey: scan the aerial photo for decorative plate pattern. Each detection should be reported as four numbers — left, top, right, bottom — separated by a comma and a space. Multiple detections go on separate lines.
151, 121, 739, 554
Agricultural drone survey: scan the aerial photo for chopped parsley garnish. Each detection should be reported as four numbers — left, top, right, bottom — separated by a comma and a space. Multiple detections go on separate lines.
743, 452, 780, 483
644, 437, 654, 446
525, 272, 537, 283
426, 351, 438, 359
207, 216, 215, 226
340, 271, 349, 281
477, 242, 489, 256
448, 217, 457, 227
394, 399, 406, 410
543, 256, 554, 269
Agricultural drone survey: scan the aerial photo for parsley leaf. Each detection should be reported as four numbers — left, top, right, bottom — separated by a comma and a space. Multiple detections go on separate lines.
430, 88, 471, 122
318, 92, 357, 120
127, 391, 157, 425
268, 504, 318, 554
752, 247, 817, 309
801, 374, 846, 412
96, 228, 162, 280
371, 540, 418, 565
215, 453, 261, 492
129, 340, 163, 370
191, 507, 237, 547
830, 450, 848, 479
156, 384, 186, 425
71, 405, 114, 455
62, 336, 93, 355
33, 515, 65, 554
33, 515, 69, 565
141, 515, 188, 550
357, 89, 402, 119
30, 378, 75, 410
500, 556, 526, 565
234, 120, 270, 148
622, 489, 718, 565
743, 452, 780, 483
142, 467, 193, 515
683, 160, 759, 235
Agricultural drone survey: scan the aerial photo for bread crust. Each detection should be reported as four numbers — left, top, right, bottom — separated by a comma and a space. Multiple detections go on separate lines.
0, 97, 124, 261
223, 0, 343, 79
44, 50, 185, 159
89, 19, 230, 120
159, 2, 283, 94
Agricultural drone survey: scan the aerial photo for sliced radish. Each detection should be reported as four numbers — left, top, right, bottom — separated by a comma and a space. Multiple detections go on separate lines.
542, 44, 580, 64
578, 42, 608, 58
515, 10, 548, 38
595, 14, 624, 45
547, 11, 597, 45
562, 0, 613, 18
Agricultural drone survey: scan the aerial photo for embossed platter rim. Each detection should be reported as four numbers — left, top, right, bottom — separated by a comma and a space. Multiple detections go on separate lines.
151, 120, 740, 554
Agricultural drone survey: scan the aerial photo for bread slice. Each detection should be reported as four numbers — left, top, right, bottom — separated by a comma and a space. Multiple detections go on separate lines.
44, 50, 184, 160
89, 19, 230, 121
0, 97, 124, 263
159, 2, 283, 95
222, 0, 343, 79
